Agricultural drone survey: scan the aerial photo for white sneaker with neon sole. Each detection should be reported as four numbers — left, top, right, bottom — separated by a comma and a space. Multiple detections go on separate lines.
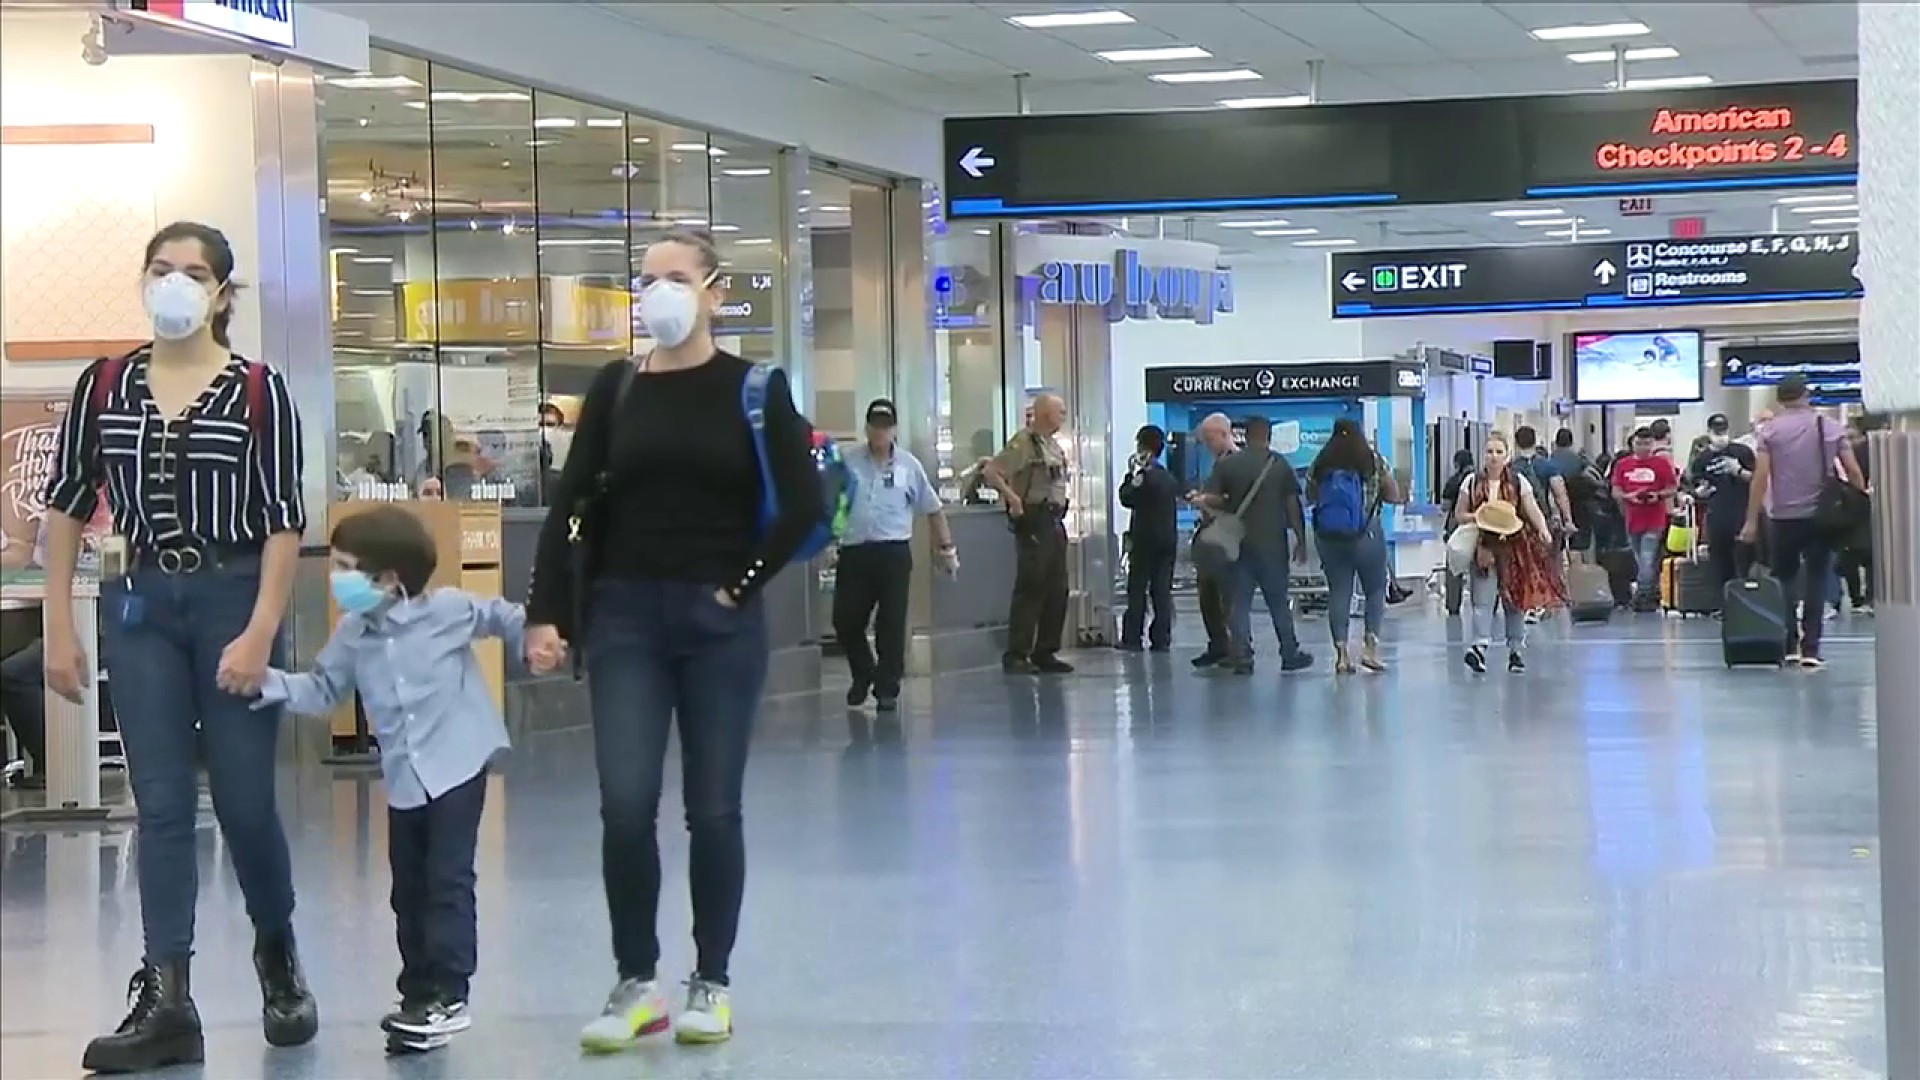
579, 978, 670, 1053
674, 979, 732, 1045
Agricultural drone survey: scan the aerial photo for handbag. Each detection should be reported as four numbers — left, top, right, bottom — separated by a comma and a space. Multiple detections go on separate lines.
1812, 416, 1870, 544
1191, 457, 1276, 576
1446, 523, 1481, 576
1665, 522, 1693, 555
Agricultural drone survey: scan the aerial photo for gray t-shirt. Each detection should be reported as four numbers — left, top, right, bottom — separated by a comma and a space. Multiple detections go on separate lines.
1205, 448, 1301, 554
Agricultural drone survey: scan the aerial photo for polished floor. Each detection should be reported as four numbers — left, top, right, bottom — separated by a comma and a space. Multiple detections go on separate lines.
0, 604, 1890, 1079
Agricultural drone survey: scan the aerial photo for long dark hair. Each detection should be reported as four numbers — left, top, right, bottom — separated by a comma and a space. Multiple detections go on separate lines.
142, 221, 238, 347
1310, 417, 1376, 481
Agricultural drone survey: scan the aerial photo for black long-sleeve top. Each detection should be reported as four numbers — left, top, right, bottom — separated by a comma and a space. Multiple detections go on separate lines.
44, 348, 306, 548
1118, 462, 1180, 552
526, 352, 821, 633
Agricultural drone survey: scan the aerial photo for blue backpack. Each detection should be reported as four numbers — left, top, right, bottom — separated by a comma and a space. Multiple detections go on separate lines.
740, 363, 854, 560
1313, 469, 1370, 539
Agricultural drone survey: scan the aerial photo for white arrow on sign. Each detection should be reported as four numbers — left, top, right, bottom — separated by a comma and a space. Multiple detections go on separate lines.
1340, 270, 1365, 292
1592, 259, 1617, 285
958, 146, 997, 178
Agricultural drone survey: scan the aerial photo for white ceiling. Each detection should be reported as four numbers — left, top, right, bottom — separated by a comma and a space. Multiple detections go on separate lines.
588, 2, 1857, 115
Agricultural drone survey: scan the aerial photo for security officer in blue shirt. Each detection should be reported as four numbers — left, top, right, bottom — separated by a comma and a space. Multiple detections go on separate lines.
835, 400, 957, 712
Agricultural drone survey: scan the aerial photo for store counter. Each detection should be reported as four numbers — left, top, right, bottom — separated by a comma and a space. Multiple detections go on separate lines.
905, 506, 1014, 674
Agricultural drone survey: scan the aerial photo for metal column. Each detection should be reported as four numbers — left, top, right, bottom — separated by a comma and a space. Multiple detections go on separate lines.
1875, 416, 1920, 1079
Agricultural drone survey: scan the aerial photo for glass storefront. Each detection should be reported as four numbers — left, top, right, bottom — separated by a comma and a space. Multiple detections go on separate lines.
320, 48, 789, 506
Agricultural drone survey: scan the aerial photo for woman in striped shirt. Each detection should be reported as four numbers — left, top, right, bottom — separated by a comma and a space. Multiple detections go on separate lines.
40, 222, 316, 1075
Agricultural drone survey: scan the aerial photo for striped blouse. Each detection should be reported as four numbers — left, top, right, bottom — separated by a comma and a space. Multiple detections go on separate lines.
44, 347, 306, 550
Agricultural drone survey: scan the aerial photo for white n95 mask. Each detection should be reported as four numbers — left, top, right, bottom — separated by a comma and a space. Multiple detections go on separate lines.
639, 279, 703, 348
144, 272, 212, 341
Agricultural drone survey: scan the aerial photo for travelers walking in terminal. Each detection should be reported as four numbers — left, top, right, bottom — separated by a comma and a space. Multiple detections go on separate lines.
1688, 413, 1757, 596
983, 393, 1075, 674
1439, 448, 1477, 616
1200, 415, 1314, 675
39, 222, 315, 1074
254, 505, 525, 1056
1835, 414, 1877, 616
1187, 412, 1238, 667
1117, 423, 1179, 652
1510, 425, 1572, 623
1610, 427, 1681, 611
835, 398, 957, 711
1455, 432, 1562, 674
524, 230, 825, 1049
1307, 418, 1401, 673
1739, 374, 1867, 669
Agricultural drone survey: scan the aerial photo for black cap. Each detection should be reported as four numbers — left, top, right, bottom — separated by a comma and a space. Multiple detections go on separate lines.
865, 399, 898, 426
1707, 413, 1731, 433
1777, 373, 1810, 401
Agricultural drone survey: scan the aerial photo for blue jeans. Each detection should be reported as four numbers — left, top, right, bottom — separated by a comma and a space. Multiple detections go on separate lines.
1629, 529, 1665, 598
100, 556, 294, 962
1318, 528, 1389, 642
1229, 544, 1302, 662
586, 577, 767, 986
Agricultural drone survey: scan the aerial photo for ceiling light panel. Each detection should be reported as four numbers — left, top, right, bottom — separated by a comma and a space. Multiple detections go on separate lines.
1566, 46, 1679, 63
1096, 45, 1211, 62
1294, 238, 1357, 247
1623, 75, 1714, 89
1151, 69, 1262, 84
1789, 203, 1857, 214
1529, 22, 1651, 41
1252, 228, 1319, 237
1218, 218, 1292, 229
1217, 95, 1311, 109
1490, 207, 1567, 218
1007, 10, 1134, 28
1776, 192, 1857, 205
329, 74, 421, 90
1808, 217, 1859, 226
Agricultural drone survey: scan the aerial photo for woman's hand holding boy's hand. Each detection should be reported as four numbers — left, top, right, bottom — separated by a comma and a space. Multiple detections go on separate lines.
525, 625, 568, 674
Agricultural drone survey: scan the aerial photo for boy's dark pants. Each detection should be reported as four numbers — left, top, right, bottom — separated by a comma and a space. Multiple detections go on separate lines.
390, 768, 488, 1003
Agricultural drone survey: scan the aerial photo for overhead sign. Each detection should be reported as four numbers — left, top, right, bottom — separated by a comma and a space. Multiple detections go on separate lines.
1143, 361, 1427, 402
123, 0, 296, 49
945, 80, 1855, 219
1035, 250, 1234, 324
1619, 196, 1655, 217
1329, 231, 1861, 318
1719, 340, 1860, 402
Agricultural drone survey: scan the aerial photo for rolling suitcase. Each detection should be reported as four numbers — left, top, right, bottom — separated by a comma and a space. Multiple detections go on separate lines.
1663, 557, 1720, 616
1722, 572, 1788, 667
1566, 557, 1614, 624
1597, 548, 1637, 608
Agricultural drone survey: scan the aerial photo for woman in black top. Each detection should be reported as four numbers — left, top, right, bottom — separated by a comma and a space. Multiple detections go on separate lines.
41, 222, 316, 1074
525, 230, 821, 1049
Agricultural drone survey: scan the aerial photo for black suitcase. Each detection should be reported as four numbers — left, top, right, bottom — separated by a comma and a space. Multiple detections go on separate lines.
1597, 549, 1637, 608
1668, 558, 1721, 616
1723, 573, 1788, 667
1566, 559, 1614, 624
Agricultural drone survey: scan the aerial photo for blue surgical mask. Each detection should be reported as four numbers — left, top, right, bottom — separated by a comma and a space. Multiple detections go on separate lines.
329, 569, 389, 614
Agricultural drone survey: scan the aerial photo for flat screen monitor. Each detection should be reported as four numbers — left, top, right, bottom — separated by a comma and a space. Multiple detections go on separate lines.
1492, 339, 1550, 380
1569, 329, 1704, 404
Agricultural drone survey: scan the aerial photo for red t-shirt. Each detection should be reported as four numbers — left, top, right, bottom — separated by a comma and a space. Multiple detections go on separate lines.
1610, 453, 1679, 534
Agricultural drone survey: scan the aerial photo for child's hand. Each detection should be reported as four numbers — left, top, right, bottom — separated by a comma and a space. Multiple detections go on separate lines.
525, 625, 568, 674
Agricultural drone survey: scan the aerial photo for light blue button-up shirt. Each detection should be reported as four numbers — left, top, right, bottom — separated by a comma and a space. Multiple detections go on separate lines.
258, 589, 523, 809
840, 443, 941, 545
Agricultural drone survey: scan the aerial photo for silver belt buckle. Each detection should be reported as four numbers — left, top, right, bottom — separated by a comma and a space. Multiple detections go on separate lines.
157, 548, 204, 575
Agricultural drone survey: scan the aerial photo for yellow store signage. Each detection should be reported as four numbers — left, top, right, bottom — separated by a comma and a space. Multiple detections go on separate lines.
399, 278, 634, 347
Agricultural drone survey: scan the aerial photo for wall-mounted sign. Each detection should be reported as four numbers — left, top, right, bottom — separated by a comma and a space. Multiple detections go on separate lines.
945, 80, 1855, 219
1619, 196, 1655, 216
122, 0, 296, 49
1719, 340, 1861, 402
1035, 249, 1234, 324
1330, 231, 1860, 318
711, 271, 777, 336
1144, 361, 1426, 402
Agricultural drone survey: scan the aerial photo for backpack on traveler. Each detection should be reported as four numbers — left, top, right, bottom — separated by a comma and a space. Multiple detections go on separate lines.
1312, 468, 1372, 539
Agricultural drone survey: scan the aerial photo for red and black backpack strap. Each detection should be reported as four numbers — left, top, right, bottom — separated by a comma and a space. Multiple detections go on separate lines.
88, 352, 132, 421
243, 360, 269, 441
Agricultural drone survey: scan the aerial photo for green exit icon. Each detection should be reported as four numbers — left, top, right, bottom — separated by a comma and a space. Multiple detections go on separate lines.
1371, 266, 1398, 292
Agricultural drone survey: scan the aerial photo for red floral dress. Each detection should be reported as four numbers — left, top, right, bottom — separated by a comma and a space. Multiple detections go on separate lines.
1469, 469, 1567, 611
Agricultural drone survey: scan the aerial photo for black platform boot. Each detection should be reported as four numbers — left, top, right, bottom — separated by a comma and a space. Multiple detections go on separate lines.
254, 929, 319, 1048
80, 958, 204, 1074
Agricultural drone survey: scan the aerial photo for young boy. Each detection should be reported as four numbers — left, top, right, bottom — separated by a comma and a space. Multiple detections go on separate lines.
255, 505, 533, 1055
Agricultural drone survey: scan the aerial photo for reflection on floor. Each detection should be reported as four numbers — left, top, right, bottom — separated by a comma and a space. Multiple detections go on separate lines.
0, 609, 1888, 1079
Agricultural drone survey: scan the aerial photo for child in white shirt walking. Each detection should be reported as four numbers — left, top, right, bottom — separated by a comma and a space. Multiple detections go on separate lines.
256, 505, 541, 1054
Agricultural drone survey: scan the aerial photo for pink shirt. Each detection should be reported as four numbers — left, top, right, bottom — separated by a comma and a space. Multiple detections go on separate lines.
1757, 408, 1844, 521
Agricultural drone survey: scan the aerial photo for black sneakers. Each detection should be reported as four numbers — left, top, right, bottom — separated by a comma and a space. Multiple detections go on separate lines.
382, 997, 470, 1054
81, 959, 204, 1074
254, 930, 320, 1048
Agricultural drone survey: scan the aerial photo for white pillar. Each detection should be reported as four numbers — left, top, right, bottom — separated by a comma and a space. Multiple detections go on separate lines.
1859, 5, 1920, 1077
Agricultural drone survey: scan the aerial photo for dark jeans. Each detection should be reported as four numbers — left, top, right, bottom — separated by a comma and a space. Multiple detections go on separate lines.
1197, 571, 1231, 655
1837, 547, 1873, 607
390, 768, 488, 1003
1769, 517, 1835, 657
100, 557, 294, 962
1121, 544, 1174, 648
1229, 544, 1302, 663
586, 577, 766, 986
833, 542, 911, 698
0, 638, 46, 771
1705, 528, 1756, 596
1006, 514, 1068, 660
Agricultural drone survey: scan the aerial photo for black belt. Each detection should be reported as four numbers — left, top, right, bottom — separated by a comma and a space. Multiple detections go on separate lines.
135, 543, 263, 575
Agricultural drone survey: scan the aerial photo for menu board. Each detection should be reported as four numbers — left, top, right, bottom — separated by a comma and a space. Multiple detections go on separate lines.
0, 391, 110, 591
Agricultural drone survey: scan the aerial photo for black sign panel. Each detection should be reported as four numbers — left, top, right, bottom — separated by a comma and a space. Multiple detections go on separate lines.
1144, 362, 1426, 402
1719, 340, 1860, 402
945, 80, 1855, 219
1329, 232, 1860, 318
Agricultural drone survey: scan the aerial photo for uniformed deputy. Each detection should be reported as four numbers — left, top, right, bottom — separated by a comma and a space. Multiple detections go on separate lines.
983, 393, 1074, 674
835, 399, 957, 712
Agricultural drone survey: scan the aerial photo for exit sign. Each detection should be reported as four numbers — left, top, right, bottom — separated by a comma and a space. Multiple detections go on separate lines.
1618, 196, 1655, 217
1670, 216, 1707, 239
